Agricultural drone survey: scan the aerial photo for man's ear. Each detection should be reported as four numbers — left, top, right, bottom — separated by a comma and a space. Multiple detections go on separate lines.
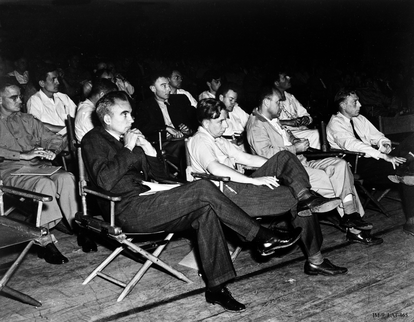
274, 80, 280, 87
201, 119, 209, 128
149, 85, 156, 94
39, 80, 45, 89
219, 94, 224, 102
103, 114, 111, 126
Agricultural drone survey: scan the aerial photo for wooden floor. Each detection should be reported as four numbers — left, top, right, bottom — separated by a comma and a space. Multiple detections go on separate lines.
1, 190, 413, 322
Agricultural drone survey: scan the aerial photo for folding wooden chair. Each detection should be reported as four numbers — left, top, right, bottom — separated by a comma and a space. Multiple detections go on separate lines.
75, 147, 191, 302
317, 121, 391, 217
0, 181, 52, 307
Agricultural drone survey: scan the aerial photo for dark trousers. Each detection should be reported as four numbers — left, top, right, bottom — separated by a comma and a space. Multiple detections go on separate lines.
224, 151, 323, 257
118, 179, 260, 288
356, 133, 414, 220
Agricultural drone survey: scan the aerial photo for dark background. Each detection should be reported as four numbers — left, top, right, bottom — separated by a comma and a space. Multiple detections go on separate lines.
0, 0, 413, 65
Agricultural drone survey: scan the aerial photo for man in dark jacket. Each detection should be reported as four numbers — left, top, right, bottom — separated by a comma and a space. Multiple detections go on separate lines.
81, 91, 302, 312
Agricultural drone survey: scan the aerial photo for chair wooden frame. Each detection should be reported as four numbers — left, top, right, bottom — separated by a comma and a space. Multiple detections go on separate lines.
75, 146, 191, 302
0, 182, 52, 307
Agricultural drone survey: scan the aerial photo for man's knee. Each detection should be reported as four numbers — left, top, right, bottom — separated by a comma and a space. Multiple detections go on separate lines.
34, 177, 57, 195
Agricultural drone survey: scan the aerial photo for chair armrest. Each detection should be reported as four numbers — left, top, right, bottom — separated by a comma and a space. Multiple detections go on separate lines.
330, 149, 365, 157
191, 172, 230, 182
0, 185, 52, 202
83, 186, 122, 202
75, 212, 122, 236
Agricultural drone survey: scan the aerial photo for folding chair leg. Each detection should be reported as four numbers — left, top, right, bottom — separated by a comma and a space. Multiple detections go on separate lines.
358, 185, 390, 217
231, 246, 243, 262
119, 234, 192, 301
83, 245, 125, 286
0, 240, 42, 307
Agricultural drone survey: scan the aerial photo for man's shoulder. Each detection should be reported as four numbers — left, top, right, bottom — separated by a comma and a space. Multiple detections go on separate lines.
138, 97, 157, 109
82, 126, 104, 142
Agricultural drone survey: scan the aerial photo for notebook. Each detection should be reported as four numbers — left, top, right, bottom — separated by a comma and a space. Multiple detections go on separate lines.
11, 165, 62, 176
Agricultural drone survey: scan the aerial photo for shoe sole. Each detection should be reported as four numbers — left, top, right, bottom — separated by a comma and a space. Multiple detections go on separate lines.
346, 238, 384, 246
310, 199, 341, 213
340, 223, 373, 231
388, 175, 414, 186
206, 299, 246, 312
305, 268, 348, 276
260, 232, 302, 256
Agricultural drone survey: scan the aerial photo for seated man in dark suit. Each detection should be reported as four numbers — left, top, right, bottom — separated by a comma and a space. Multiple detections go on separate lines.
81, 91, 302, 312
133, 71, 197, 178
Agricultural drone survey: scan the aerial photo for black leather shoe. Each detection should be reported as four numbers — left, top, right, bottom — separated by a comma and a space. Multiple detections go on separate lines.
257, 227, 302, 256
77, 234, 98, 253
403, 222, 414, 236
346, 231, 383, 246
38, 243, 69, 265
205, 287, 246, 312
340, 213, 373, 231
297, 191, 341, 213
304, 259, 348, 276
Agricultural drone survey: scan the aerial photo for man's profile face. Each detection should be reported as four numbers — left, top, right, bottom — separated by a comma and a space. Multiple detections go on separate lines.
169, 71, 182, 90
267, 91, 283, 119
0, 85, 22, 114
341, 93, 361, 119
151, 77, 171, 101
40, 71, 59, 94
275, 73, 291, 91
203, 109, 228, 138
208, 78, 221, 93
104, 99, 134, 137
219, 90, 238, 112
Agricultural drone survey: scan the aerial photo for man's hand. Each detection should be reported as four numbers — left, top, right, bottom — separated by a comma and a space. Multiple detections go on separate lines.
178, 123, 192, 136
298, 116, 311, 126
294, 139, 310, 153
250, 176, 280, 189
123, 129, 140, 150
166, 126, 184, 139
21, 148, 56, 161
383, 154, 406, 169
124, 128, 157, 156
379, 142, 392, 154
280, 119, 301, 127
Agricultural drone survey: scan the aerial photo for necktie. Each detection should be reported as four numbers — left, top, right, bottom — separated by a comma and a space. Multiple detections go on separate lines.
350, 119, 362, 141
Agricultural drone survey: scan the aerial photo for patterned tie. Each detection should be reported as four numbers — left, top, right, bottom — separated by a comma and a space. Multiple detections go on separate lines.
350, 119, 362, 141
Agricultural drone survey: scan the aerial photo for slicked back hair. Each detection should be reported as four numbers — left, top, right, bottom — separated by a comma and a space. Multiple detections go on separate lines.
96, 91, 130, 126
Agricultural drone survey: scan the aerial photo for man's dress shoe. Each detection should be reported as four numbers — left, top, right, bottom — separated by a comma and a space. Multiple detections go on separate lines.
346, 231, 383, 246
205, 287, 246, 312
257, 227, 302, 256
77, 234, 98, 253
297, 191, 341, 214
340, 213, 373, 231
304, 259, 348, 276
38, 243, 69, 265
403, 222, 414, 236
388, 175, 414, 186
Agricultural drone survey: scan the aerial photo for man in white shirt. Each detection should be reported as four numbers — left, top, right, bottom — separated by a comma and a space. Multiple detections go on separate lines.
217, 83, 249, 150
188, 98, 348, 276
274, 71, 320, 149
168, 69, 198, 108
327, 88, 414, 236
198, 69, 222, 100
246, 85, 382, 245
27, 63, 77, 134
75, 78, 117, 142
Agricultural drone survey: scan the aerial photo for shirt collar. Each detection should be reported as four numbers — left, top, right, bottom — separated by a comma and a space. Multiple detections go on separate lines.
337, 111, 352, 123
39, 89, 55, 101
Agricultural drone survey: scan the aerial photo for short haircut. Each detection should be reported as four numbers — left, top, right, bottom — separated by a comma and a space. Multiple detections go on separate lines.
196, 98, 226, 124
33, 62, 57, 85
203, 69, 221, 83
96, 91, 130, 126
0, 76, 20, 96
89, 78, 118, 98
334, 87, 357, 109
148, 70, 170, 87
258, 85, 284, 106
216, 82, 241, 100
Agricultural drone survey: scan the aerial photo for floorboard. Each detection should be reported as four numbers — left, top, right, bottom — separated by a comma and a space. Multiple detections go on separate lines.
0, 190, 413, 322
